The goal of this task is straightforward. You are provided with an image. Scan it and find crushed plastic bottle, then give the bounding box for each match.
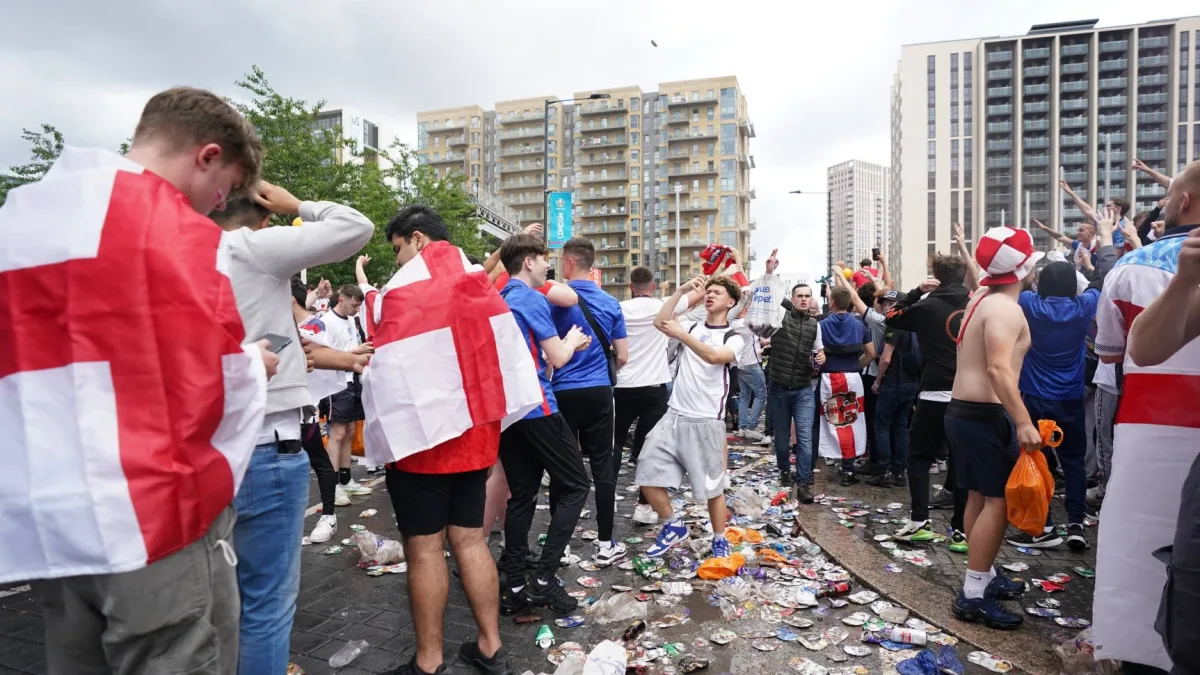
[352,530,404,567]
[585,592,648,624]
[328,639,368,669]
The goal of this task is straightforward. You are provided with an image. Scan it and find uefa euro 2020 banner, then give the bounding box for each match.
[547,191,573,250]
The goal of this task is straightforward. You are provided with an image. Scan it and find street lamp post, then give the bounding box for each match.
[674,183,682,288]
[789,188,831,276]
[541,93,611,246]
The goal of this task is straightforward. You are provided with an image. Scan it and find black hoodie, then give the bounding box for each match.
[884,283,971,393]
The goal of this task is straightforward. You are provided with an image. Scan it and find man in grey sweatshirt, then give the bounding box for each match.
[211,180,374,675]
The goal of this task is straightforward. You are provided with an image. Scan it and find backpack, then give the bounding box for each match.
[897,331,923,381]
[669,323,742,382]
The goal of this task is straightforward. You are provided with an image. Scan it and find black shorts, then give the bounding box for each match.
[385,467,488,536]
[328,379,364,423]
[945,399,1018,498]
[554,386,615,458]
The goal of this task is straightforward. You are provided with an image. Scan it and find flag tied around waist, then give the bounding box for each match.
[0,147,267,584]
[360,241,543,465]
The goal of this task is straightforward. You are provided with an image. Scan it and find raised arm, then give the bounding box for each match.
[832,264,869,316]
[1059,180,1101,224]
[1129,229,1200,367]
[1133,158,1173,189]
[952,222,979,292]
[1033,218,1074,247]
[877,251,893,290]
[355,255,371,286]
[247,182,375,278]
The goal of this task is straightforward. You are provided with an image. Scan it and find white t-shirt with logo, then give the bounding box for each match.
[321,309,363,382]
[670,319,745,420]
[617,296,677,388]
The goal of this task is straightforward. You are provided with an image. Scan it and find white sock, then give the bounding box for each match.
[963,569,989,599]
[989,566,998,579]
[667,513,682,524]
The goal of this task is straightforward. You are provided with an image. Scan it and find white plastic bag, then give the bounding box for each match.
[586,592,648,624]
[352,530,405,566]
[745,274,787,331]
[582,640,628,675]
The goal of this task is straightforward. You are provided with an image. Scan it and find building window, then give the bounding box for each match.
[721,88,736,119]
[964,189,973,243]
[631,219,640,232]
[720,160,736,190]
[927,140,936,189]
[721,196,737,226]
[1180,32,1190,123]
[631,149,639,162]
[950,53,960,138]
[964,52,973,129]
[964,137,973,189]
[707,214,715,228]
[707,107,715,121]
[927,193,937,241]
[631,201,640,214]
[951,139,959,187]
[721,124,737,154]
[471,116,480,128]
[1179,126,1188,172]
[631,114,639,129]
[950,190,959,226]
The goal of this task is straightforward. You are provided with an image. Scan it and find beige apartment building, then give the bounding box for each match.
[890,15,1200,291]
[417,76,755,300]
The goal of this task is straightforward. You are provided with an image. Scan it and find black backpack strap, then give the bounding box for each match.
[576,295,613,355]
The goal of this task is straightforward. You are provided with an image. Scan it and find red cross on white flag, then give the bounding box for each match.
[0,148,267,584]
[360,241,543,464]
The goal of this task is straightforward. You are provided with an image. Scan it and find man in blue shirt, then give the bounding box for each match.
[549,238,630,566]
[818,286,876,486]
[1006,216,1118,553]
[496,234,592,616]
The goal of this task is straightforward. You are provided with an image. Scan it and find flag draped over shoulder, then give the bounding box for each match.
[360,241,542,465]
[0,147,267,584]
[817,372,867,460]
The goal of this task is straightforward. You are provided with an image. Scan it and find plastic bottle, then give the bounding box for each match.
[328,640,369,668]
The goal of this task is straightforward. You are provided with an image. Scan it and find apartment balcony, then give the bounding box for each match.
[1024,155,1051,167]
[579,191,627,201]
[579,222,626,234]
[1061,134,1088,147]
[1137,183,1168,197]
[594,260,629,269]
[666,93,719,107]
[1098,131,1127,144]
[497,126,546,141]
[577,101,628,116]
[497,160,544,174]
[1138,92,1170,105]
[1107,187,1127,198]
[1099,76,1128,89]
[1104,150,1128,163]
[659,238,708,249]
[498,144,545,157]
[988,139,1013,151]
[601,276,627,286]
[987,121,1013,133]
[987,157,1013,169]
[446,135,468,147]
[1023,137,1050,150]
[1063,170,1088,182]
[1023,83,1050,95]
[987,175,1013,187]
[580,136,628,149]
[987,50,1014,63]
[580,120,626,134]
[1098,95,1128,108]
[1060,80,1089,93]
[1062,44,1090,57]
[665,112,691,125]
[500,178,545,190]
[1061,152,1089,165]
[988,104,1014,115]
[580,171,627,183]
[1024,65,1051,78]
[580,207,627,218]
[595,242,630,251]
[987,86,1014,98]
[427,152,466,164]
[1139,54,1170,68]
[1062,62,1090,75]
[679,203,719,212]
[665,129,717,142]
[427,120,466,133]
[498,111,546,124]
[1139,36,1169,49]
[988,192,1013,204]
[1139,130,1168,142]
[1138,74,1169,87]
[1137,148,1168,161]
[1030,208,1051,220]
[1023,47,1050,59]
[749,217,757,231]
[503,195,543,206]
[1024,119,1050,132]
[988,68,1014,80]
[1023,102,1050,115]
[1138,111,1168,124]
[578,154,626,167]
[1061,116,1089,128]
[1100,39,1129,53]
[1099,58,1128,71]
[666,149,692,159]
[668,164,718,177]
[1061,98,1089,111]
[1098,113,1128,126]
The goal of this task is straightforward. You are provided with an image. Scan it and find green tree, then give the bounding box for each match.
[0,124,65,206]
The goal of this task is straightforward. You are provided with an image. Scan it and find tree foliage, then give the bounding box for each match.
[1,66,487,285]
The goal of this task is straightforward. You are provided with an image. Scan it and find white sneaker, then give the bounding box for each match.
[309,515,337,543]
[594,540,628,565]
[741,429,764,442]
[758,435,774,447]
[937,460,948,473]
[343,478,373,496]
[1086,485,1105,502]
[334,485,351,506]
[632,504,659,525]
[559,545,573,565]
[928,462,940,474]
[541,473,551,488]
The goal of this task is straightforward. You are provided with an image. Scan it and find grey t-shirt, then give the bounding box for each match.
[862,308,887,377]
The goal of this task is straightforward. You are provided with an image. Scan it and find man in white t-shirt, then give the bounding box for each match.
[615,267,672,467]
[635,276,744,560]
[321,284,375,505]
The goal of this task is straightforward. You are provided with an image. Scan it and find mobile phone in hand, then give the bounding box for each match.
[872,247,880,262]
[262,333,294,354]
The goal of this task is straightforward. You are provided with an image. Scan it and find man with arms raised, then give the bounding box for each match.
[947,226,1043,630]
[637,275,745,559]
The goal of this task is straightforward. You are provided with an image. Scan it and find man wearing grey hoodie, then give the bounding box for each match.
[211,180,374,675]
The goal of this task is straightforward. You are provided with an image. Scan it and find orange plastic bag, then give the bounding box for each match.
[723,527,763,546]
[755,548,788,565]
[1005,420,1062,536]
[697,553,746,580]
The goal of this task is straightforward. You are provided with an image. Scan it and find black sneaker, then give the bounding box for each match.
[840,472,859,487]
[386,657,448,675]
[499,585,527,616]
[795,484,814,504]
[1066,523,1089,551]
[459,641,514,675]
[929,487,955,509]
[1005,528,1063,549]
[952,593,1023,630]
[857,463,887,477]
[865,471,893,487]
[522,576,578,614]
[891,470,907,487]
[780,472,796,489]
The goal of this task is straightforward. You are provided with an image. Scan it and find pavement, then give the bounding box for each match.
[0,440,1099,675]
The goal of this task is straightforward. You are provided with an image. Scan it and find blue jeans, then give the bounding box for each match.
[769,383,816,484]
[233,443,311,675]
[874,382,918,473]
[738,363,767,431]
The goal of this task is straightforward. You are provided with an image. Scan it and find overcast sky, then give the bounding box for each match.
[3,0,1195,279]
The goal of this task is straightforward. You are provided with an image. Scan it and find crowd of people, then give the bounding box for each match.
[2,85,1199,675]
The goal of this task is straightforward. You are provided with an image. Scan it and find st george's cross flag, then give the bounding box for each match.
[0,147,267,584]
[817,371,867,460]
[359,241,543,465]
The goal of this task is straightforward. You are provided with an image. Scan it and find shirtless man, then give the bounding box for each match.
[946,226,1044,630]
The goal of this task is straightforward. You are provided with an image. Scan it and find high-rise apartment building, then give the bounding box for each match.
[890,16,1200,290]
[313,108,381,165]
[826,160,890,272]
[416,76,755,300]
